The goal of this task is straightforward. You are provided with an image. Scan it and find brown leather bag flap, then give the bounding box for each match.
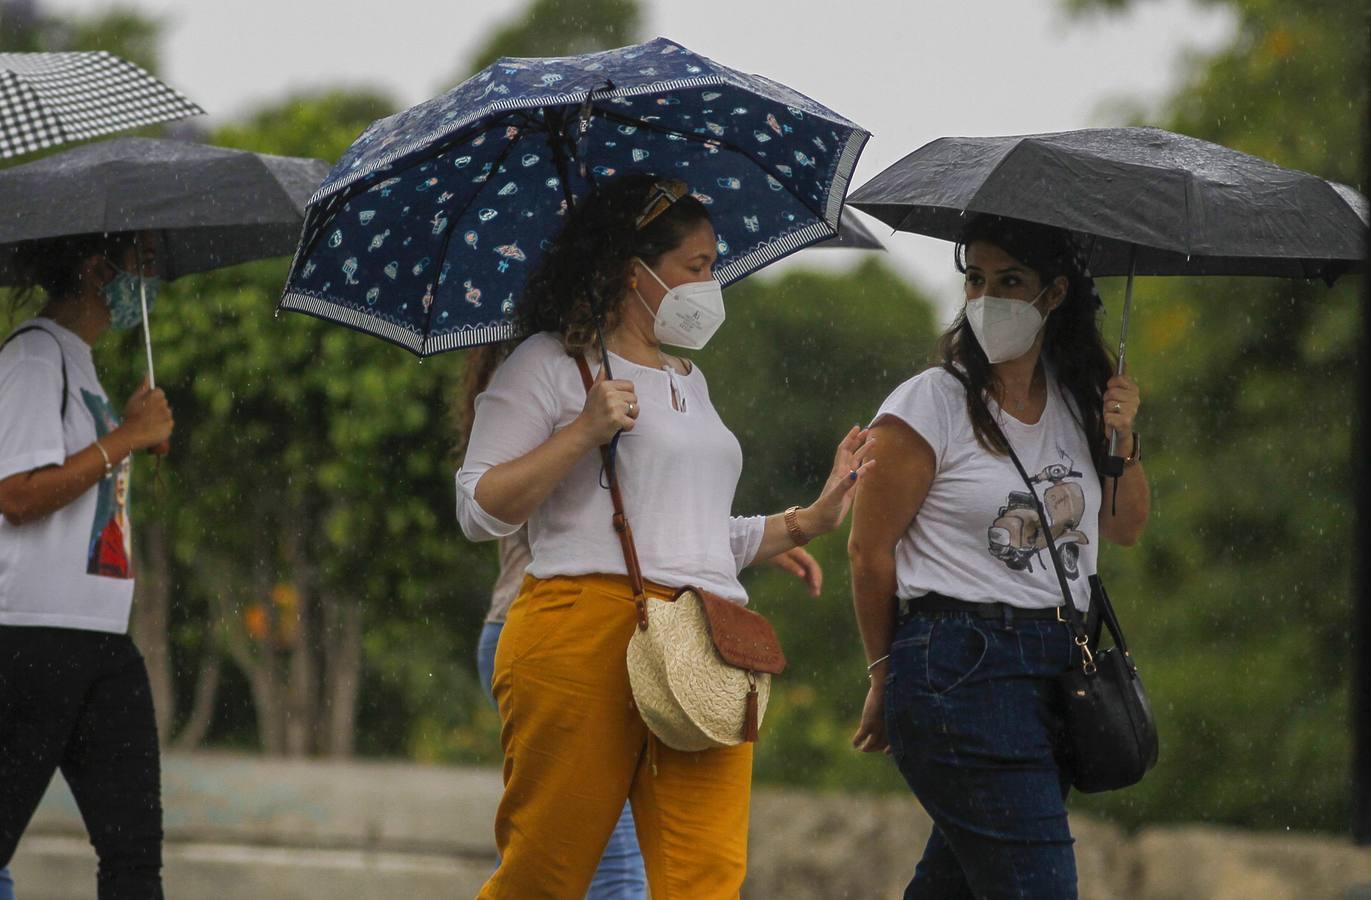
[682,588,787,675]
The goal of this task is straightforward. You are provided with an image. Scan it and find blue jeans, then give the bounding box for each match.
[0,865,13,900]
[883,610,1079,900]
[477,621,646,899]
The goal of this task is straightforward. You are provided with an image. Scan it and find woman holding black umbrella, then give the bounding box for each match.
[848,214,1149,899]
[0,231,174,899]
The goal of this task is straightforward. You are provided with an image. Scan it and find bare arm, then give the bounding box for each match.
[471,368,637,528]
[1098,373,1150,546]
[0,380,172,525]
[848,418,936,754]
[1098,437,1149,546]
[746,426,875,564]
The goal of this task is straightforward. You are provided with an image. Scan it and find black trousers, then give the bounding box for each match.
[0,626,163,899]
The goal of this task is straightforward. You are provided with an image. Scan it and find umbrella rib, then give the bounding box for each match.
[586,105,831,228]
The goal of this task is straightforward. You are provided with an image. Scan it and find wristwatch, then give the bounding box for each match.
[783,505,811,546]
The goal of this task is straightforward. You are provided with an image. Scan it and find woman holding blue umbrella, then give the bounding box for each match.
[457,173,873,898]
[459,342,827,900]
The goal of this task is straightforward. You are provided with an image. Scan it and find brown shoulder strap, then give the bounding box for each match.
[575,355,650,630]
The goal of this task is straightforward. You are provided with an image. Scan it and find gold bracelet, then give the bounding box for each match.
[783,505,810,546]
[93,438,113,479]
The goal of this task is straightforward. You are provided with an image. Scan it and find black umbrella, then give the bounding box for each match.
[0,137,329,281]
[819,210,885,251]
[0,52,204,159]
[849,126,1369,470]
[0,136,328,390]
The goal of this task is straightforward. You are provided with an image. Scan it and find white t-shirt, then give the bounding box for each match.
[0,318,135,634]
[873,365,1101,612]
[456,332,765,604]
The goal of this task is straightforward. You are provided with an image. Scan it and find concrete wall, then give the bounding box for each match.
[9,752,1371,898]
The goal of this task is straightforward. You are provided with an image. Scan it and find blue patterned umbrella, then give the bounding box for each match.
[279,37,869,357]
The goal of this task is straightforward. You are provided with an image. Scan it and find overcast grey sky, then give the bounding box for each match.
[49,0,1236,312]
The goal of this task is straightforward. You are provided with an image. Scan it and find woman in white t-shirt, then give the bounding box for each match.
[0,231,174,898]
[457,174,871,899]
[848,214,1150,899]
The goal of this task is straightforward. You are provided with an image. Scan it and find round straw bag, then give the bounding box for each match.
[627,588,782,752]
[574,355,787,752]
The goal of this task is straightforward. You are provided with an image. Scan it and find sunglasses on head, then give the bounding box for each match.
[635,179,690,231]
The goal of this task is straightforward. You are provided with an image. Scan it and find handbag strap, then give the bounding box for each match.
[970,386,1102,668]
[575,354,650,630]
[2,325,68,420]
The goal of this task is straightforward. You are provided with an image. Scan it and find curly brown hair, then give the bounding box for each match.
[515,172,711,357]
[940,214,1115,473]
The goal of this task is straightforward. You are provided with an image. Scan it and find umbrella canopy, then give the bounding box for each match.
[280,37,869,357]
[849,126,1367,280]
[0,51,204,159]
[0,137,330,282]
[821,210,884,250]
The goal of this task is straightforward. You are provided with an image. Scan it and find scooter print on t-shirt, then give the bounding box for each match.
[986,446,1088,580]
[81,389,133,579]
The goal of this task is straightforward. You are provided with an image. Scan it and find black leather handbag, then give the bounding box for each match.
[995,419,1160,793]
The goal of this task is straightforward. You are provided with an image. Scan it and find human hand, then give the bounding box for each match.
[1103,372,1140,443]
[576,365,638,446]
[851,679,890,754]
[804,426,875,535]
[768,546,822,597]
[118,377,174,452]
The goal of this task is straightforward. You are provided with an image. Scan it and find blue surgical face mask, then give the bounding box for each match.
[102,266,160,331]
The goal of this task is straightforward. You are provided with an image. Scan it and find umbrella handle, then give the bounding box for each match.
[1102,430,1124,478]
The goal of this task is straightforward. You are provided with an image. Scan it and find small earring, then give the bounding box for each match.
[629,278,638,289]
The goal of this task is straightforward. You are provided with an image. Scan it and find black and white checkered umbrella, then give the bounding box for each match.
[0,51,204,159]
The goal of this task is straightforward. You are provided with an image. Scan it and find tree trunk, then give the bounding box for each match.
[282,525,320,757]
[215,545,288,756]
[322,596,363,758]
[171,645,221,751]
[130,522,174,742]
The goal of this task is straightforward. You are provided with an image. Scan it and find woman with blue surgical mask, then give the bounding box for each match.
[0,230,173,899]
[848,214,1150,898]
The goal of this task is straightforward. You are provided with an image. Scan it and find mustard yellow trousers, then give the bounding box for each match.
[477,573,753,900]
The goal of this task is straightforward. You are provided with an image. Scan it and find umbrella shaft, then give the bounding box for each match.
[140,275,155,389]
[1108,252,1138,457]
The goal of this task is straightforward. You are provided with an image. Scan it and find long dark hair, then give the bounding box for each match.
[939,214,1114,472]
[515,172,711,357]
[8,232,140,313]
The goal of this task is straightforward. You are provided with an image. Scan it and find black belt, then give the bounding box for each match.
[896,593,1068,624]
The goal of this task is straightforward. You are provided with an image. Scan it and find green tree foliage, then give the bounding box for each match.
[4,0,1361,835]
[696,258,939,793]
[86,88,510,758]
[1059,0,1366,831]
[0,0,161,67]
[460,0,641,76]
